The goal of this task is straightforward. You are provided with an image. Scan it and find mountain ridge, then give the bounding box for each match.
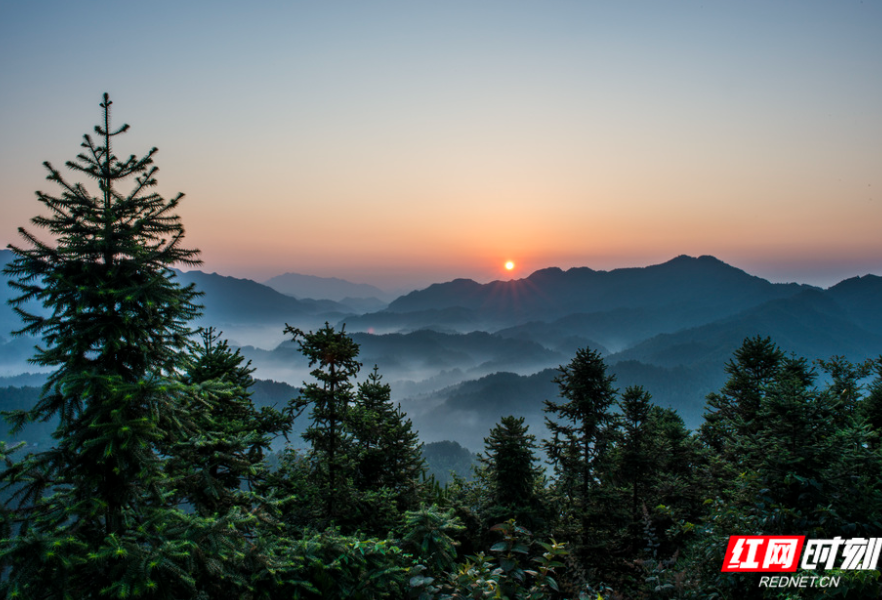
[174,269,348,324]
[387,255,815,317]
[264,271,394,303]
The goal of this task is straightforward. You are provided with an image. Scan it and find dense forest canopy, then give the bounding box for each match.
[1,96,881,599]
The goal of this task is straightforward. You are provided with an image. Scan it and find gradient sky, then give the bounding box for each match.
[2,1,880,290]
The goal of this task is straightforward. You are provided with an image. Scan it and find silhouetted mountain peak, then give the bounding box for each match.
[828,274,882,294]
[389,278,483,313]
[825,274,882,333]
[529,267,565,276]
[669,254,722,264]
[656,254,750,277]
[447,278,482,287]
[387,255,807,318]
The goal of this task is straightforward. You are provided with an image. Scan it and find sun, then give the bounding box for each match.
[504,261,515,271]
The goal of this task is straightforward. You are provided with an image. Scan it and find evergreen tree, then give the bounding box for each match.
[753,357,882,531]
[680,350,882,598]
[641,405,706,521]
[543,347,617,511]
[284,322,361,525]
[479,415,545,531]
[0,94,245,597]
[168,327,290,516]
[817,354,873,429]
[608,397,708,575]
[542,347,618,578]
[615,386,653,521]
[350,366,424,520]
[702,336,812,453]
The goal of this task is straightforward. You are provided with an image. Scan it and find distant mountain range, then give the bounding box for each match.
[3,249,882,450]
[347,256,817,338]
[174,269,349,325]
[0,251,371,357]
[409,360,718,448]
[394,255,810,312]
[264,272,395,305]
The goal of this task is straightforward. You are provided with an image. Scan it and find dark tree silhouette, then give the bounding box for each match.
[285,322,361,524]
[0,94,254,598]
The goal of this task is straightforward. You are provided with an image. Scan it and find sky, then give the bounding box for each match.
[1,1,880,290]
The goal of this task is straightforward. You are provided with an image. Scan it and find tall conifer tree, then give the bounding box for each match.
[616,386,653,521]
[169,327,290,516]
[285,322,361,525]
[0,94,249,598]
[349,366,424,530]
[480,415,544,531]
[543,347,617,507]
[543,346,617,569]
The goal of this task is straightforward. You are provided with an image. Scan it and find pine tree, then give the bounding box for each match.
[350,366,424,519]
[168,327,290,516]
[543,347,617,509]
[542,346,617,574]
[699,336,816,508]
[685,348,882,597]
[479,415,545,531]
[284,322,361,525]
[701,336,811,452]
[0,94,252,598]
[817,354,873,429]
[616,386,653,521]
[641,405,705,520]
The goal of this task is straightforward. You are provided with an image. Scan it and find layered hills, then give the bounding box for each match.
[2,251,881,450]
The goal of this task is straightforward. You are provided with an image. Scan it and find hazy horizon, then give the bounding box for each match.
[181,252,877,294]
[2,2,880,292]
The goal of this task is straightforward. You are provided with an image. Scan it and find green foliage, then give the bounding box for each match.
[0,385,55,447]
[285,322,361,525]
[858,355,882,447]
[543,346,617,510]
[2,90,202,532]
[0,94,263,599]
[479,416,547,533]
[543,346,621,579]
[404,505,466,573]
[701,336,812,457]
[705,342,882,537]
[251,530,410,600]
[408,519,569,600]
[167,327,290,516]
[277,326,426,536]
[653,338,882,599]
[616,386,654,520]
[349,366,425,530]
